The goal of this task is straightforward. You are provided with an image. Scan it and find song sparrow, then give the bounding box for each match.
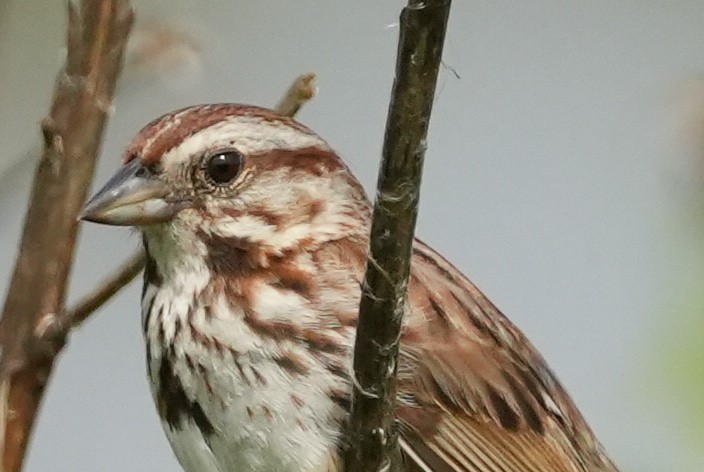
[81,104,619,472]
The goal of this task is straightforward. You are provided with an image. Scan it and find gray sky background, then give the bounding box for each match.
[1,1,703,471]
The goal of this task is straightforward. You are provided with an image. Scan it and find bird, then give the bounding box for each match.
[81,103,620,472]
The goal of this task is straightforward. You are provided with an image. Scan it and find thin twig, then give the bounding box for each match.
[0,2,134,471]
[343,1,452,471]
[275,72,317,117]
[66,250,146,328]
[38,250,146,343]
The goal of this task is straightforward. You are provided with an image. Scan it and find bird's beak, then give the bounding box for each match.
[80,159,180,226]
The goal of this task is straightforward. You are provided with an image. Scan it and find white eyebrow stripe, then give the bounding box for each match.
[161,115,330,172]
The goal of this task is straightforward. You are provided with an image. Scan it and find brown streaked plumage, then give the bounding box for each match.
[82,104,619,472]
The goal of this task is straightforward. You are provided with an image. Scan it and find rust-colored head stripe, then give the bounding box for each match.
[123,104,316,166]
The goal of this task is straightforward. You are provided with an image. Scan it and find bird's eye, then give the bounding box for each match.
[205,150,243,185]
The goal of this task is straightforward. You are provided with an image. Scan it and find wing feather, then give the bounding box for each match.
[396,240,618,472]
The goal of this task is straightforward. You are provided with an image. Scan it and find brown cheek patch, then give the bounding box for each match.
[199,232,260,275]
[246,207,286,228]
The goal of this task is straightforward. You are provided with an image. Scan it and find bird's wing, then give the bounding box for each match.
[395,240,618,472]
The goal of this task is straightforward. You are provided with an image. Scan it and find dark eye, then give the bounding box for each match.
[205,150,243,185]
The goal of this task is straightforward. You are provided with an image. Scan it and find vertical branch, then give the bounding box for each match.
[344,1,452,471]
[0,2,133,471]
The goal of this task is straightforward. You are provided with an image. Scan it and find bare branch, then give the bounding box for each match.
[275,73,317,117]
[343,1,452,471]
[38,250,146,343]
[0,1,134,470]
[65,250,145,329]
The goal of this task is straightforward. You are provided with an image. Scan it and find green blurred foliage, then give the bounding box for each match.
[658,292,704,443]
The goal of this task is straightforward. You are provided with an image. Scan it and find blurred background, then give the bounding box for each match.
[1,1,703,471]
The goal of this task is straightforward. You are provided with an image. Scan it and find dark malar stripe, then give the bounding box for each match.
[143,240,163,288]
[142,291,156,335]
[156,352,215,437]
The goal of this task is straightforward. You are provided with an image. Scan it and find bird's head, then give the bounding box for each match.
[82,104,370,277]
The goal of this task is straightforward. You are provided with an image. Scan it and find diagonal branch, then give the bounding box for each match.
[275,72,317,117]
[343,1,452,471]
[0,2,134,471]
[37,249,147,343]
